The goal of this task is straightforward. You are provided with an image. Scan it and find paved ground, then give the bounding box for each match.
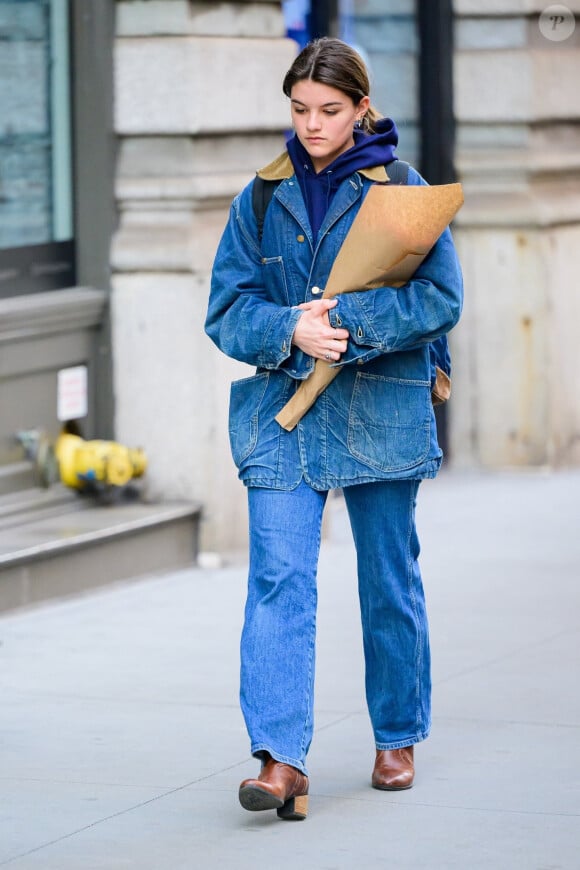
[1,469,579,869]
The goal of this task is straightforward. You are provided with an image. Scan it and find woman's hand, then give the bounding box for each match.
[292,298,349,362]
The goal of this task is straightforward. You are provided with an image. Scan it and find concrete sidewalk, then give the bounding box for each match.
[1,470,579,869]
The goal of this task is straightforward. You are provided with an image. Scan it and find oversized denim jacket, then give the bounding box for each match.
[205,153,464,490]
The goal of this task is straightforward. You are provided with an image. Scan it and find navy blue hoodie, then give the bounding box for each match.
[286,117,399,242]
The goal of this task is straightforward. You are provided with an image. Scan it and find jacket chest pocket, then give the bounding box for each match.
[347,373,432,473]
[260,256,290,306]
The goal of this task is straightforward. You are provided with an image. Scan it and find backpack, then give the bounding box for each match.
[251,160,451,404]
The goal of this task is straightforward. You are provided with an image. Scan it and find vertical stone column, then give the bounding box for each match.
[111,1,296,551]
[450,2,580,468]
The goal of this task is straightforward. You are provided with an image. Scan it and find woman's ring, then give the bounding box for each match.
[324,352,332,361]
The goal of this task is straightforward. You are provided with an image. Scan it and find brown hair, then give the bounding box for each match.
[282,37,382,134]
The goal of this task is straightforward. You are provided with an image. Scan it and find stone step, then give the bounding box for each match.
[0,487,202,613]
[0,484,79,527]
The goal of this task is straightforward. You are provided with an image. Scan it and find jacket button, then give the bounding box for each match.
[357,359,364,365]
[297,234,305,242]
[311,286,322,295]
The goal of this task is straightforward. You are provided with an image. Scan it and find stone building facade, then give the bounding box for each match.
[112,1,580,554]
[451,0,580,469]
[111,1,295,552]
[2,1,579,565]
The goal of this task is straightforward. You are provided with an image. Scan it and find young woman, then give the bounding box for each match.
[205,37,463,821]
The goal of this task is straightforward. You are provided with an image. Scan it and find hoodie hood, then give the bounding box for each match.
[286,117,399,242]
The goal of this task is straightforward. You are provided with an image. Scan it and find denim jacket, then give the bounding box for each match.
[206,154,463,490]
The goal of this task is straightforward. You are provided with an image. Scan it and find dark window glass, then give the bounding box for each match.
[339,0,419,165]
[0,0,75,296]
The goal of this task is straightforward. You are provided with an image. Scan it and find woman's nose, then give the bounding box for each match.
[306,113,321,130]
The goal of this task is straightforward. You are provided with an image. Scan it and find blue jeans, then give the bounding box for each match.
[241,479,431,776]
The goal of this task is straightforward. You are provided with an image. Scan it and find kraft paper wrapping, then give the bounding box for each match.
[275,182,464,431]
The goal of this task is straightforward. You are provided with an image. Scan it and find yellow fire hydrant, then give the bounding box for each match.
[17,428,147,493]
[54,432,147,490]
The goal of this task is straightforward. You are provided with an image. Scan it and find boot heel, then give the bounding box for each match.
[277,794,308,821]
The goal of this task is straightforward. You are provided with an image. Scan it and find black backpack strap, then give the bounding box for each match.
[252,176,280,243]
[386,159,409,185]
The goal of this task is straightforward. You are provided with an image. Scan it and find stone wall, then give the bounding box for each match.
[451,0,580,467]
[111,1,296,552]
[110,0,580,559]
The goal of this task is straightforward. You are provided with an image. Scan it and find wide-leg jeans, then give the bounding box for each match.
[240,478,431,776]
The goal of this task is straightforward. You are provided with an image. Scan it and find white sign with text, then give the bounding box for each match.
[57,365,88,421]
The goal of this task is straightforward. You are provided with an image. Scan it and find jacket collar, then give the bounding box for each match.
[257,151,390,183]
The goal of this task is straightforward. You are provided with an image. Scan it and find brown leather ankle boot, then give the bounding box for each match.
[372,745,415,791]
[239,754,309,820]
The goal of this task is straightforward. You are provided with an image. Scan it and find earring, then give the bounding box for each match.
[355,118,362,128]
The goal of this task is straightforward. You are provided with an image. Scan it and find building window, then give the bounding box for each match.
[0,0,75,297]
[339,0,420,166]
